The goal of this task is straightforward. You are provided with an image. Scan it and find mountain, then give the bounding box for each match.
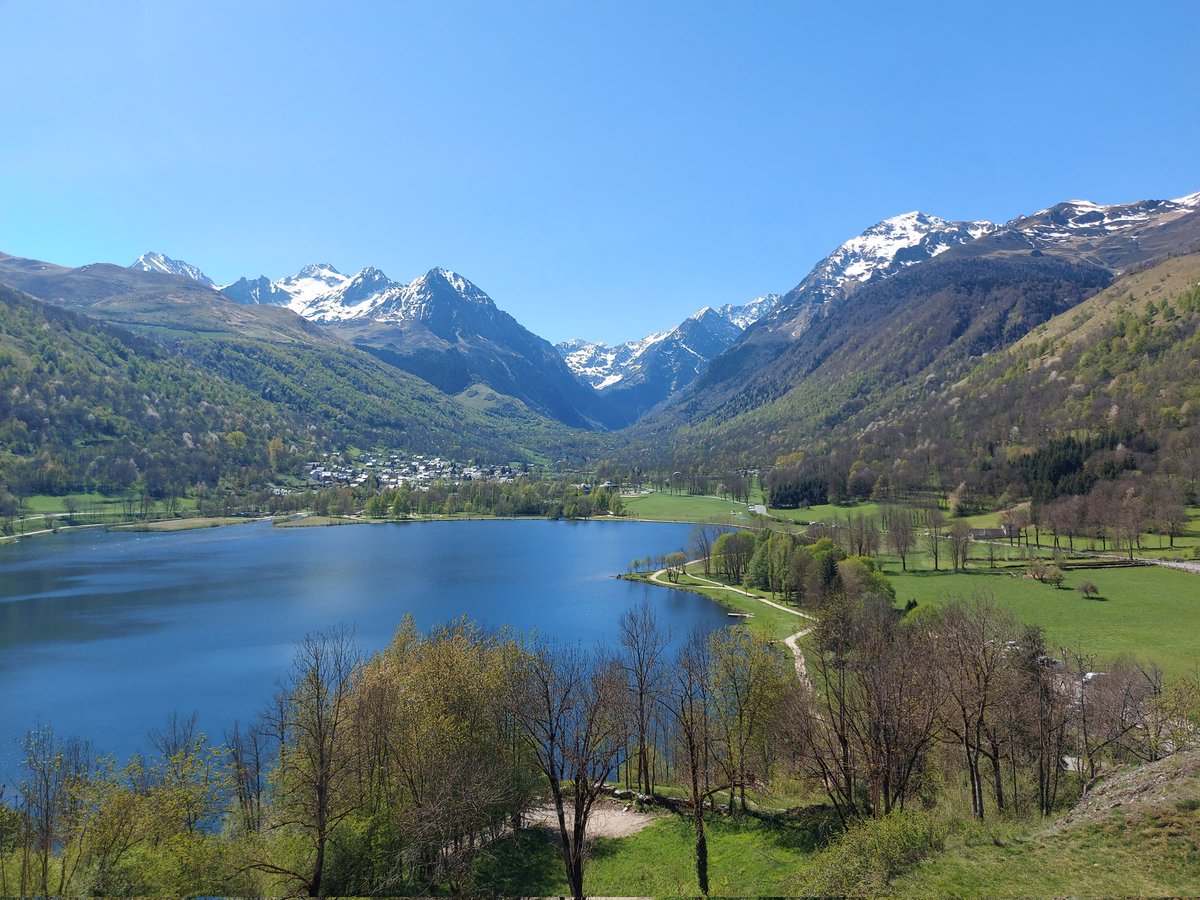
[221,275,292,306]
[0,251,599,468]
[717,294,782,329]
[130,251,215,288]
[952,192,1200,268]
[655,211,1002,426]
[276,263,350,311]
[781,211,996,307]
[631,189,1200,471]
[0,252,323,342]
[216,261,619,430]
[557,295,780,424]
[323,268,622,430]
[763,250,1200,509]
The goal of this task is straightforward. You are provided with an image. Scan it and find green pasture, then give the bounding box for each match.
[621,491,752,523]
[889,565,1200,679]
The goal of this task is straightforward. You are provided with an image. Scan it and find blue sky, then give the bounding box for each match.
[2,0,1197,344]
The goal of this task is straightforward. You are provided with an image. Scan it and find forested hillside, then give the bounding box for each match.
[0,282,599,507]
[632,253,1112,470]
[761,253,1200,511]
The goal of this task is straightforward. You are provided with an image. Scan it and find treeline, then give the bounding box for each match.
[3,587,1197,897]
[360,478,626,519]
[0,613,794,898]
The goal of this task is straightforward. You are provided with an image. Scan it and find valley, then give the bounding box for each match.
[3,185,1200,898]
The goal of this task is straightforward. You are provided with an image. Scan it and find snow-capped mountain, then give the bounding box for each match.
[220,262,621,429]
[221,275,292,306]
[558,332,670,390]
[556,294,780,423]
[772,211,996,321]
[717,294,782,330]
[559,295,779,390]
[651,188,1200,434]
[979,194,1200,268]
[129,251,215,288]
[274,263,350,311]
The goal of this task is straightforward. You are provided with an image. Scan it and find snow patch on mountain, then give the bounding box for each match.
[249,264,502,325]
[716,294,781,329]
[129,251,215,287]
[1009,195,1200,246]
[792,211,997,305]
[275,263,350,312]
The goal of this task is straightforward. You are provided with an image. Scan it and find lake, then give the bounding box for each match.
[0,519,725,776]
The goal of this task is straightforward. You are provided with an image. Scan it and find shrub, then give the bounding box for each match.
[797,809,946,896]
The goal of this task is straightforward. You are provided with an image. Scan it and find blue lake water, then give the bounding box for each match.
[0,519,723,777]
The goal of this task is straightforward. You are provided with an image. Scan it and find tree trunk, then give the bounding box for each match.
[693,805,709,896]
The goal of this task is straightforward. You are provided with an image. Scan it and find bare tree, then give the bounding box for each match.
[689,524,729,577]
[665,628,716,896]
[227,720,268,836]
[925,505,946,571]
[619,599,671,794]
[930,597,1019,820]
[885,505,915,572]
[261,626,362,897]
[511,644,625,900]
[949,520,972,571]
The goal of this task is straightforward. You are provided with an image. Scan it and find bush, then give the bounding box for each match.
[797,809,946,896]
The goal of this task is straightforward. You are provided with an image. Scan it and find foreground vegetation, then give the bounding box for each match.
[3,532,1197,897]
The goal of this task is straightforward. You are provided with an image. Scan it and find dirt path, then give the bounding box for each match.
[650,566,816,689]
[527,799,662,840]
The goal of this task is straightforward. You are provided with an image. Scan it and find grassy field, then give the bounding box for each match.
[621,490,754,523]
[888,565,1200,678]
[476,810,830,897]
[767,499,1006,529]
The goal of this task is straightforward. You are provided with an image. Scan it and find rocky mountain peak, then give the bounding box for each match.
[129,251,215,288]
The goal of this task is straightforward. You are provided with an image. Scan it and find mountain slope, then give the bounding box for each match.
[327,268,621,430]
[672,211,1001,418]
[221,275,293,306]
[0,252,599,467]
[739,251,1200,508]
[633,191,1200,468]
[218,260,619,431]
[0,280,311,495]
[635,253,1113,471]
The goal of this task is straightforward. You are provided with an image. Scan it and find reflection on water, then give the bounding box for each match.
[0,520,724,775]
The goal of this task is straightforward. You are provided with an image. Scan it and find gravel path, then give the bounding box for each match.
[650,566,816,689]
[527,800,662,840]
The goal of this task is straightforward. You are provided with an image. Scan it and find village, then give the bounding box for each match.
[304,451,520,490]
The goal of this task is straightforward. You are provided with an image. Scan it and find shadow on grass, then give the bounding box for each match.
[472,828,564,896]
[746,803,844,852]
[892,568,1022,578]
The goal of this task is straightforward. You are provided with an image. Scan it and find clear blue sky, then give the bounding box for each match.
[2,0,1197,344]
